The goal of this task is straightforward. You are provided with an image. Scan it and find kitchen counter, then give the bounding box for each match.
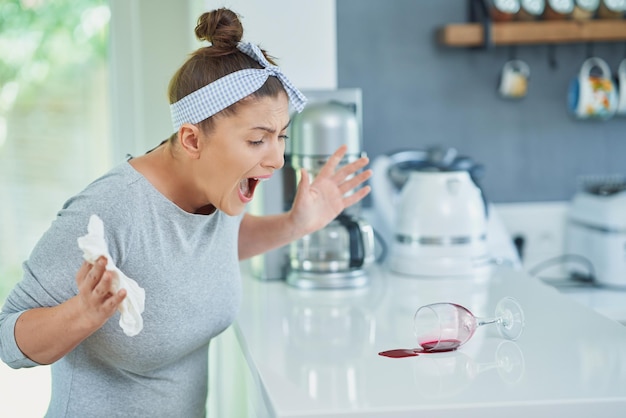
[545,280,626,325]
[558,285,626,324]
[210,264,626,418]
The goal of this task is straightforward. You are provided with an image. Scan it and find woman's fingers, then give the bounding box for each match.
[317,145,348,178]
[75,261,92,287]
[342,184,371,208]
[76,257,106,292]
[77,258,123,304]
[86,257,107,292]
[93,272,111,298]
[299,168,311,191]
[109,289,127,310]
[332,156,370,182]
[338,169,372,195]
[73,257,127,330]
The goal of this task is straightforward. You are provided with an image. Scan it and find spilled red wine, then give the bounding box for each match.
[420,339,462,352]
[378,339,462,358]
[377,349,421,358]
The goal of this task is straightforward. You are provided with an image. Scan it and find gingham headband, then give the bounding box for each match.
[170,42,307,132]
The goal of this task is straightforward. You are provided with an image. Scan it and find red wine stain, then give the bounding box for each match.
[420,339,462,352]
[378,349,421,358]
[378,339,462,358]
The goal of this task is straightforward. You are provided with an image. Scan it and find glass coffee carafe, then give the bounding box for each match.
[288,214,375,289]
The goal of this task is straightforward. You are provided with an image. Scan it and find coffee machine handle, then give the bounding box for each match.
[336,214,365,268]
[370,154,396,232]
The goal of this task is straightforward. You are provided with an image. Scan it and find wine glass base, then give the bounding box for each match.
[495,340,526,384]
[495,297,525,340]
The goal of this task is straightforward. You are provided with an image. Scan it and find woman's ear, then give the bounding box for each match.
[178,124,202,159]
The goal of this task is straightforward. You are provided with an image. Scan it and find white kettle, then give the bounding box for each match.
[371,149,491,277]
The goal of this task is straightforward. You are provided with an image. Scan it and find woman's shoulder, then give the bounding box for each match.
[62,161,147,210]
[83,161,146,196]
[49,163,146,239]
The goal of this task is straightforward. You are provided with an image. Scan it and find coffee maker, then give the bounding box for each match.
[248,89,375,289]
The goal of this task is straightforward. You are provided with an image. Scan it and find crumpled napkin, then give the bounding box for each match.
[77,214,145,337]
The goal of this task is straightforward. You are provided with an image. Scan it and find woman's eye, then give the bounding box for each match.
[249,140,264,146]
[279,135,289,141]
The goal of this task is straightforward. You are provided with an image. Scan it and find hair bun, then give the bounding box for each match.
[195,8,243,51]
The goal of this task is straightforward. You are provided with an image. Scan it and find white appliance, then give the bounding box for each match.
[566,179,626,289]
[371,148,519,277]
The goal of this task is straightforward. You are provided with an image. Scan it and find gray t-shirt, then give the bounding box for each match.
[0,161,243,417]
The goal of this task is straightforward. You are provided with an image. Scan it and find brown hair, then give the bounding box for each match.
[166,8,285,139]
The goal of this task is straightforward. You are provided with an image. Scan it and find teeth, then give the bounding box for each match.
[239,178,250,196]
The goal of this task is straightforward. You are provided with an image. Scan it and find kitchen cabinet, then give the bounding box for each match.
[208,264,626,417]
[439,19,626,47]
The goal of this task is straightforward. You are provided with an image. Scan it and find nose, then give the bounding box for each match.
[265,139,285,170]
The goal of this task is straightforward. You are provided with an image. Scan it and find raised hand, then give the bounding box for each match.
[289,145,372,236]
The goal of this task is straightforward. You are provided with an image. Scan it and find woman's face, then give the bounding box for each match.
[196,93,290,216]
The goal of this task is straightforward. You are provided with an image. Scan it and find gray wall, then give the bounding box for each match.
[337,0,626,203]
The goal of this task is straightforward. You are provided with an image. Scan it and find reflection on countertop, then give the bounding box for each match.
[217,263,626,418]
[411,340,525,399]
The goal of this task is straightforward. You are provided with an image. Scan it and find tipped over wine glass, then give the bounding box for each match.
[413,297,525,352]
[379,297,525,358]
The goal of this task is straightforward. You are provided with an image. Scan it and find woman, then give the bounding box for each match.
[0,8,371,417]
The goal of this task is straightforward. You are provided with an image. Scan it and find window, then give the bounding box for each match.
[0,0,110,301]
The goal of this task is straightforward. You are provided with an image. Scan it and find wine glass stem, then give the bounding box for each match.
[477,317,500,327]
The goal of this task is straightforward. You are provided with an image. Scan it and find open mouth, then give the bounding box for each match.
[239,177,261,200]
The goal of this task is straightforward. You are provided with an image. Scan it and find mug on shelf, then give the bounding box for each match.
[489,0,522,21]
[616,59,626,115]
[518,0,546,19]
[543,0,575,19]
[568,57,618,120]
[597,0,626,18]
[572,0,600,19]
[498,60,530,99]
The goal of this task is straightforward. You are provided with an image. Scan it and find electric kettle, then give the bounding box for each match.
[371,147,491,277]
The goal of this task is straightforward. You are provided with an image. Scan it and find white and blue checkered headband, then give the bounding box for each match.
[170,41,307,132]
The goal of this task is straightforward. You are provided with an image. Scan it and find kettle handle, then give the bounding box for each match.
[370,154,396,231]
[336,214,365,268]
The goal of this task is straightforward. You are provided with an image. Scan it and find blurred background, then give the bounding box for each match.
[0,0,110,298]
[2,0,626,415]
[5,0,626,302]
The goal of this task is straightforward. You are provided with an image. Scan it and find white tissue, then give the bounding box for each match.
[77,214,145,337]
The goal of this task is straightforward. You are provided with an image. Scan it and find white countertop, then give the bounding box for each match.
[227,264,626,418]
[571,290,626,324]
[549,283,626,325]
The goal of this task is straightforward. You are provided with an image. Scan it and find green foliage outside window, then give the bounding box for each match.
[0,0,109,106]
[0,0,110,302]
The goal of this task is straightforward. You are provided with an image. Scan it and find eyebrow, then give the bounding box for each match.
[251,120,291,134]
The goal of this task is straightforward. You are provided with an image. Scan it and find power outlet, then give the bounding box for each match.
[494,201,569,276]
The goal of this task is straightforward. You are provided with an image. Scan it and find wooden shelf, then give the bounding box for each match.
[438,20,626,47]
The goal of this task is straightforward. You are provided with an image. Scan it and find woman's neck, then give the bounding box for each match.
[129,142,215,215]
